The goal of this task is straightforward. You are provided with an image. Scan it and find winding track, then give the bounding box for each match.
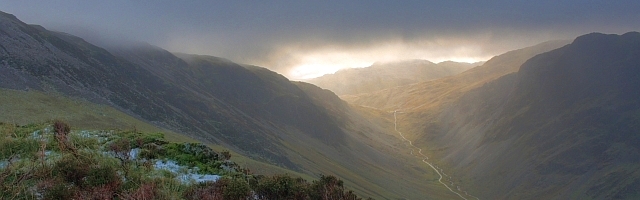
[393,110,479,200]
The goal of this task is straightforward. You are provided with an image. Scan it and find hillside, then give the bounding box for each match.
[306,60,479,95]
[385,32,640,199]
[0,11,459,199]
[446,32,640,199]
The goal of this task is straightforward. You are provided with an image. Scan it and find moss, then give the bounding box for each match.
[160,143,223,174]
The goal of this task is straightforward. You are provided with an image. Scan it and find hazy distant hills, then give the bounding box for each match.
[305,59,480,95]
[343,40,569,111]
[0,11,462,199]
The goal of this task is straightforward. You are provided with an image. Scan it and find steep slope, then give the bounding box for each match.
[306,59,479,95]
[0,11,462,199]
[412,32,640,199]
[1,10,308,167]
[0,87,318,182]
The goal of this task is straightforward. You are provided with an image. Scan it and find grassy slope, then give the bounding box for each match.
[0,88,312,180]
[0,89,170,135]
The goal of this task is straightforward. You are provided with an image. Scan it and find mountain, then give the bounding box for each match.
[305,59,479,95]
[444,32,640,199]
[335,39,569,199]
[0,11,463,199]
[343,40,569,112]
[365,32,640,199]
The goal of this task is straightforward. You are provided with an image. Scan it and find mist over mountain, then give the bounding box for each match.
[306,59,480,95]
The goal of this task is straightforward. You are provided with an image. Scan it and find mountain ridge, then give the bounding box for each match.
[306,59,480,95]
[342,39,570,112]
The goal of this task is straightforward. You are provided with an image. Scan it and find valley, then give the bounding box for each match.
[0,11,460,199]
[342,32,640,199]
[394,110,478,200]
[1,6,640,200]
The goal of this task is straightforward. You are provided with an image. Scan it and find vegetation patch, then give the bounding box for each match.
[0,121,372,199]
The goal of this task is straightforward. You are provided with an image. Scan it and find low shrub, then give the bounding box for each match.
[52,155,90,186]
[224,177,251,200]
[0,121,372,200]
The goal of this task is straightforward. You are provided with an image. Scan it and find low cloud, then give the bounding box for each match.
[3,1,639,80]
[163,29,566,79]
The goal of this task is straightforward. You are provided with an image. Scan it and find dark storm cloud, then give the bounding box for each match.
[1,1,639,78]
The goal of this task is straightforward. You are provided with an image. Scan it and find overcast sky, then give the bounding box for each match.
[1,1,639,79]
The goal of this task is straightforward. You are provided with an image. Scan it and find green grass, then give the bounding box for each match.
[0,122,228,199]
[0,88,321,178]
[0,88,193,143]
[0,122,372,199]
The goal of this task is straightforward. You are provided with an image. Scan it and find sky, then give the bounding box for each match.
[1,1,639,80]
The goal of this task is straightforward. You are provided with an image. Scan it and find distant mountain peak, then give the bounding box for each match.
[370,59,435,66]
[573,31,640,43]
[306,59,476,95]
[0,11,19,21]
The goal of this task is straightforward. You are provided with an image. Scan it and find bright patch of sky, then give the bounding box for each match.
[1,1,638,79]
